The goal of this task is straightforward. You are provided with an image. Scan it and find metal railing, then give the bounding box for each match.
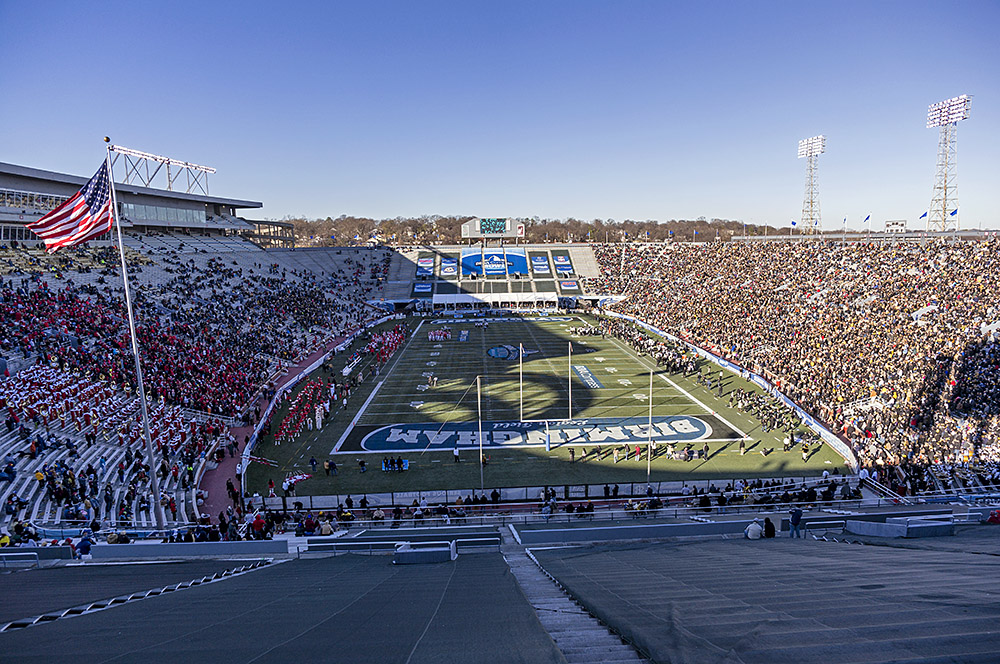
[297,535,501,558]
[0,551,40,568]
[803,520,846,539]
[293,497,881,533]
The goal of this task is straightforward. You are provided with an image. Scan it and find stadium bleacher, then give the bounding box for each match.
[587,239,1000,483]
[533,534,1000,663]
[0,234,393,531]
[3,232,1000,664]
[0,554,567,664]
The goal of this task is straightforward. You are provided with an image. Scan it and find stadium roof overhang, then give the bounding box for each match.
[0,161,262,210]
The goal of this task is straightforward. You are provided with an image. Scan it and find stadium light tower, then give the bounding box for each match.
[925,95,971,232]
[798,135,826,233]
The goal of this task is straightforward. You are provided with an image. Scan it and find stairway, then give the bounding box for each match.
[567,245,602,279]
[502,540,648,664]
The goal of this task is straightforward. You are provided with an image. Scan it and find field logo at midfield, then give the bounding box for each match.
[360,416,713,452]
[487,345,538,361]
[572,365,604,389]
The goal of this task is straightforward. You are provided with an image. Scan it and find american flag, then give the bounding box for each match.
[27,161,114,253]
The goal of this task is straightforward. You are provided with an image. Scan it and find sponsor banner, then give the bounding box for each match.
[530,253,551,274]
[440,257,458,276]
[560,281,579,290]
[573,365,604,389]
[505,249,528,274]
[413,283,433,295]
[482,249,508,276]
[602,310,858,470]
[460,248,482,275]
[551,252,574,272]
[360,415,713,452]
[416,256,434,277]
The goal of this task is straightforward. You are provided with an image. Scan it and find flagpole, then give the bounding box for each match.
[477,375,484,491]
[647,369,653,486]
[106,140,167,530]
[567,341,572,420]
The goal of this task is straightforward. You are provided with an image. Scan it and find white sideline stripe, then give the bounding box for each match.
[339,320,424,446]
[332,381,385,453]
[663,376,750,440]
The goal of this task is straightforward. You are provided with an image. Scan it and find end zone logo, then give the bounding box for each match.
[358,415,715,451]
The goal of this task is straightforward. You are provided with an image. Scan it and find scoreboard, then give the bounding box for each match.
[461,218,525,239]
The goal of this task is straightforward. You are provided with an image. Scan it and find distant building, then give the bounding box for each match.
[885,220,907,233]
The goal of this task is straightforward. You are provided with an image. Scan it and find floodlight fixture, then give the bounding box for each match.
[107,144,216,195]
[798,135,825,232]
[927,95,971,128]
[797,135,826,159]
[925,95,971,232]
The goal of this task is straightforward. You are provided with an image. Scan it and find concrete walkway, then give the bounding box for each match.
[199,334,350,521]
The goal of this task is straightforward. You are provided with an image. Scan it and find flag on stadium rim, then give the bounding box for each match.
[27,161,113,253]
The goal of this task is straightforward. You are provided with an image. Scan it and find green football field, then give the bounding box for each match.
[246,314,848,496]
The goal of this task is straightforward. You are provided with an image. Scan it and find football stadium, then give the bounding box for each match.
[3,5,1000,663]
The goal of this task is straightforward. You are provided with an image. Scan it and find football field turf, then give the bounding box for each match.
[246,314,847,496]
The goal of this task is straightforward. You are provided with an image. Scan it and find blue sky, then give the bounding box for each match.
[1,1,998,229]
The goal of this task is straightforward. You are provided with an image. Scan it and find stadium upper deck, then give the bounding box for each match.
[0,161,285,245]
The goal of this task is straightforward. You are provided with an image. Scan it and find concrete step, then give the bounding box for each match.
[502,542,647,664]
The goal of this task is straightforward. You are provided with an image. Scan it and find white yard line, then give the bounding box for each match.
[606,336,751,440]
[520,318,571,407]
[663,375,750,439]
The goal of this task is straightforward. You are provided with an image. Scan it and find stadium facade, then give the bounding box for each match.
[0,161,292,248]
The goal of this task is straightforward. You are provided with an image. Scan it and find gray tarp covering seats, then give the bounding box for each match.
[533,536,1000,664]
[0,554,566,664]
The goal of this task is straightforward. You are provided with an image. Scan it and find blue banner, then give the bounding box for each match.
[530,253,551,274]
[461,248,482,275]
[440,257,458,276]
[505,249,528,274]
[416,256,434,277]
[482,249,508,275]
[551,253,573,273]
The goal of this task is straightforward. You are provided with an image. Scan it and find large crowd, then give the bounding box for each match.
[0,238,392,534]
[589,239,1000,487]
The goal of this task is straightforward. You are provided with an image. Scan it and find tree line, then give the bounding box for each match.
[283,215,784,246]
